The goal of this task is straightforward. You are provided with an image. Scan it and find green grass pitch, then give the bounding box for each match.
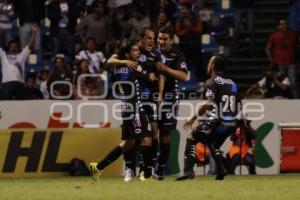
[1,175,300,200]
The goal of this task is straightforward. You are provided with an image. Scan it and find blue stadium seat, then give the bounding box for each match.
[26,53,44,73]
[209,15,227,37]
[214,0,235,18]
[201,34,219,54]
[179,70,200,94]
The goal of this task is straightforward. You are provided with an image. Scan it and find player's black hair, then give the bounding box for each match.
[158,27,174,39]
[118,39,139,60]
[213,55,227,72]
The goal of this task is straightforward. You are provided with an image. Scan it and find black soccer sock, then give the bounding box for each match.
[158,142,170,166]
[124,146,136,171]
[139,153,144,174]
[152,138,159,167]
[183,138,196,174]
[208,144,226,174]
[140,145,152,178]
[97,145,123,170]
[157,142,170,176]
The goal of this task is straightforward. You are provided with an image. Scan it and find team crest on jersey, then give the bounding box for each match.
[215,77,224,85]
[139,54,147,63]
[180,62,187,70]
[166,113,173,119]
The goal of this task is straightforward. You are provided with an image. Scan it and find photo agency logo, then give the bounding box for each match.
[49,79,265,125]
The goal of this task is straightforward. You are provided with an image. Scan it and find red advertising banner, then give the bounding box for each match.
[280,127,300,172]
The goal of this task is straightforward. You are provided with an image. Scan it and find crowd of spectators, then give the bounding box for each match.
[0,0,299,100]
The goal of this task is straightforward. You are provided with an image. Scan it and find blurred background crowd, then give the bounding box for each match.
[0,0,299,100]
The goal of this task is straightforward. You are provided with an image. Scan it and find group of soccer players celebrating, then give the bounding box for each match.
[89,27,241,182]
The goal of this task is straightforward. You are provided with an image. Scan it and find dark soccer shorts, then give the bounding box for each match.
[121,110,152,140]
[142,99,158,122]
[191,122,237,148]
[158,101,179,132]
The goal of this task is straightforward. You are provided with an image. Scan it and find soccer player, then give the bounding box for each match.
[106,28,163,181]
[89,40,153,181]
[175,141,216,181]
[180,55,241,180]
[155,27,188,180]
[134,28,164,179]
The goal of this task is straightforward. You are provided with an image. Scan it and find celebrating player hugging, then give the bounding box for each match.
[89,28,239,182]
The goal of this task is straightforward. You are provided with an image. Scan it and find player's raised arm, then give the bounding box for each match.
[156,62,187,81]
[158,74,165,105]
[107,54,138,70]
[183,100,214,130]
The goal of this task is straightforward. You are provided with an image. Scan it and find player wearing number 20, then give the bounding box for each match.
[182,55,242,180]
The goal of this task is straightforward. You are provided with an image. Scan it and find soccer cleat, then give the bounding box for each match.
[124,168,133,182]
[141,175,156,182]
[175,172,195,181]
[215,165,227,181]
[89,162,102,181]
[155,165,165,181]
[155,175,164,181]
[138,171,145,181]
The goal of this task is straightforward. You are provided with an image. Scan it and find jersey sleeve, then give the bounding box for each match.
[176,50,188,74]
[154,49,162,63]
[134,64,151,82]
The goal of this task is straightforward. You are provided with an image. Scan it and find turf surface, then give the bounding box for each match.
[1,175,300,200]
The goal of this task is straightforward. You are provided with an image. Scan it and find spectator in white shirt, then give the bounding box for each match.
[75,37,107,74]
[0,26,38,100]
[246,65,293,99]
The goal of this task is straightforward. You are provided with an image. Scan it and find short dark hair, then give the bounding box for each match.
[181,2,192,10]
[7,39,19,50]
[79,58,89,65]
[265,64,279,72]
[271,64,279,72]
[213,55,227,72]
[140,27,154,38]
[86,37,96,44]
[158,27,174,39]
[118,39,139,59]
[54,55,65,63]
